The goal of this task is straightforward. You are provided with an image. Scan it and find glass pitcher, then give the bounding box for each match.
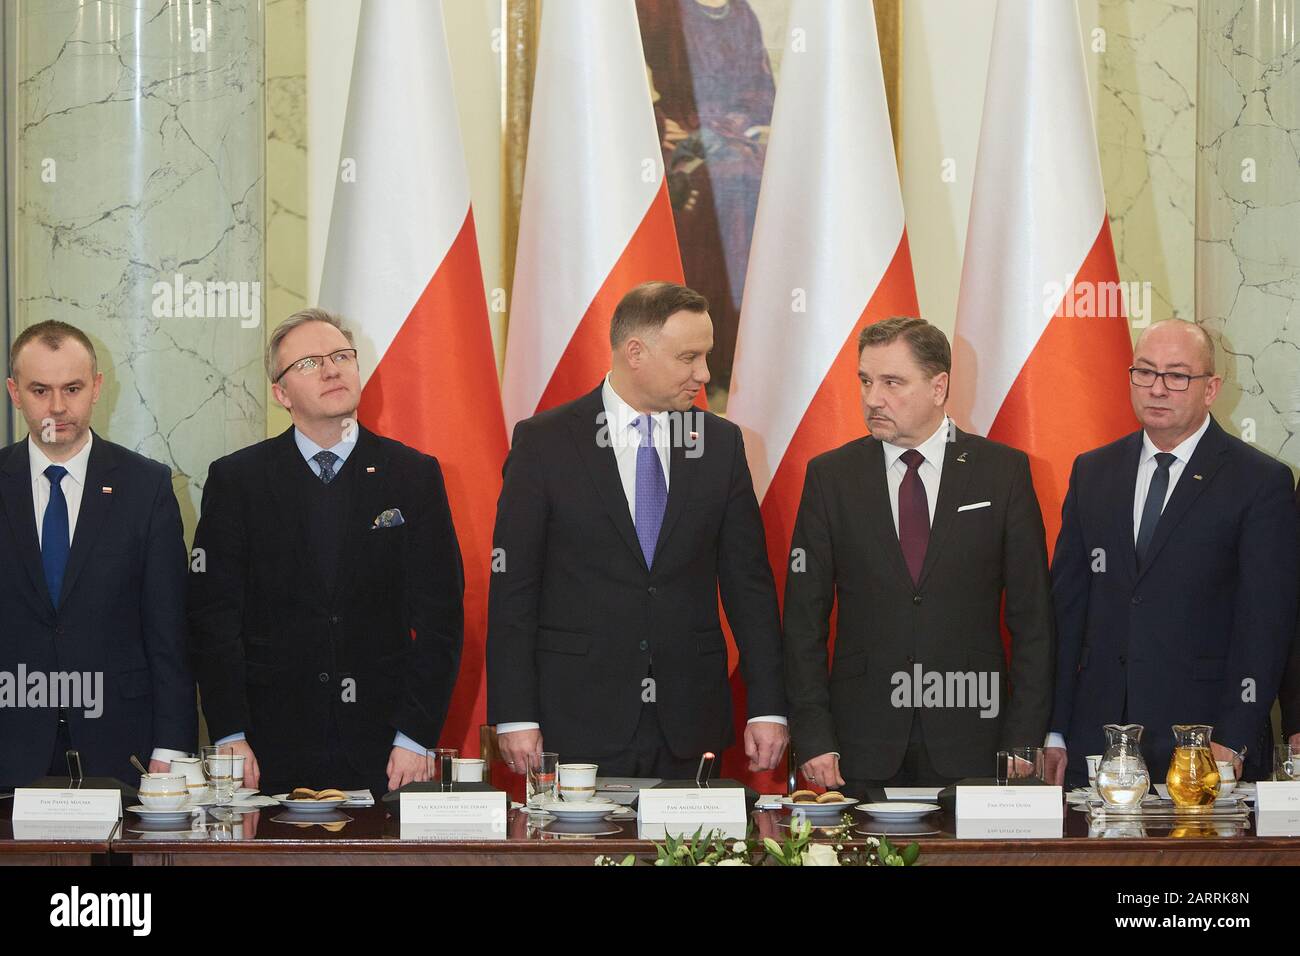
[1096,724,1150,809]
[1166,724,1220,808]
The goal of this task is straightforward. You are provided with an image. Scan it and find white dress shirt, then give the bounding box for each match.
[216,427,425,757]
[1046,415,1211,751]
[498,375,785,737]
[880,416,951,534]
[30,432,187,765]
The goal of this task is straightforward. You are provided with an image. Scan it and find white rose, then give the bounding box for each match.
[802,843,842,867]
[715,859,751,866]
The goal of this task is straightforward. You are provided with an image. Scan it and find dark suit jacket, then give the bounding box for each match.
[486,384,785,759]
[1277,482,1300,740]
[188,426,464,792]
[1050,417,1299,783]
[0,432,195,787]
[783,426,1055,781]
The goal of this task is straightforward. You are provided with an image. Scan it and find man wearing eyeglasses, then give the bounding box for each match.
[188,308,464,798]
[1045,319,1298,787]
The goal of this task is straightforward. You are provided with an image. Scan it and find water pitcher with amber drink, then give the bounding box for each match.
[1166,724,1220,808]
[1097,724,1150,809]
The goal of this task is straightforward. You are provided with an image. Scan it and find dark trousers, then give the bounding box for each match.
[563,702,712,781]
[261,710,389,798]
[844,715,960,795]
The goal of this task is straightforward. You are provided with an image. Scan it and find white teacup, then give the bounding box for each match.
[452,758,485,783]
[1085,755,1102,789]
[138,773,190,810]
[557,763,598,802]
[170,756,209,797]
[1216,760,1237,797]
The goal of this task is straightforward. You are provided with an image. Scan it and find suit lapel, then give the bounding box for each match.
[0,439,51,614]
[1118,432,1143,581]
[570,388,648,571]
[651,411,696,562]
[857,437,914,589]
[916,424,974,590]
[333,427,390,599]
[58,432,120,605]
[1135,417,1229,584]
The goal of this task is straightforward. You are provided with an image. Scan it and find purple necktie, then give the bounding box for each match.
[898,448,929,585]
[634,415,667,567]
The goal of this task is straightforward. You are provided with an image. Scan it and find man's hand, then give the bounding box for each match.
[498,728,543,774]
[386,747,428,791]
[744,721,789,772]
[226,740,260,791]
[1044,747,1068,786]
[147,758,171,774]
[800,753,844,790]
[1209,742,1243,778]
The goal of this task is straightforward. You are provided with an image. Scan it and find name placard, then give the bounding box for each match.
[637,787,747,840]
[956,785,1063,823]
[1254,781,1300,813]
[399,791,507,831]
[12,788,121,823]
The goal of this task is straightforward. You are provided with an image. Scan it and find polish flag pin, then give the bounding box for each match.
[101,486,113,494]
[689,431,699,442]
[365,466,376,474]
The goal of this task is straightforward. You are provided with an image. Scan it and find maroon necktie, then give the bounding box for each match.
[898,449,929,585]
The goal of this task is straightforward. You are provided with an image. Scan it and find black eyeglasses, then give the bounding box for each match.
[1129,367,1212,391]
[274,348,358,383]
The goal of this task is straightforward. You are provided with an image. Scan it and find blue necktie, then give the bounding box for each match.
[313,450,340,484]
[1136,452,1175,566]
[634,415,667,567]
[42,464,70,607]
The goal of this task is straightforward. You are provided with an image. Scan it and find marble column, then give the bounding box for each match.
[13,0,267,535]
[1196,0,1300,467]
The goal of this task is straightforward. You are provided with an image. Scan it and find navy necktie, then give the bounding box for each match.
[1136,452,1176,566]
[634,415,667,567]
[313,450,340,484]
[42,464,70,607]
[898,449,929,586]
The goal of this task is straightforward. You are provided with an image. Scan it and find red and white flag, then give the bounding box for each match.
[318,0,508,759]
[501,0,689,431]
[949,0,1134,554]
[727,0,919,788]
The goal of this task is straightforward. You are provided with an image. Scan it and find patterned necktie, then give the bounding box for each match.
[1136,452,1176,566]
[42,464,70,607]
[897,449,929,586]
[634,415,667,567]
[313,450,340,484]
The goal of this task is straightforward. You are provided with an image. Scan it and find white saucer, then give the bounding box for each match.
[781,796,857,813]
[271,793,349,812]
[857,802,941,821]
[538,798,616,819]
[128,804,199,823]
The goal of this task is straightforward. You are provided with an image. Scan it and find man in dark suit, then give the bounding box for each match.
[1,321,195,787]
[1271,483,1299,764]
[784,317,1055,793]
[488,281,787,778]
[188,309,464,797]
[1045,320,1298,787]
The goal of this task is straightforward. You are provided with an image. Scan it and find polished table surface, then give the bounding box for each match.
[104,798,1300,866]
[0,799,116,865]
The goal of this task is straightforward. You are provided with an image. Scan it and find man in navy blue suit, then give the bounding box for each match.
[1045,320,1298,787]
[0,321,195,787]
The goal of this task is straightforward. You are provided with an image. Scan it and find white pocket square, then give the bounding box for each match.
[957,501,991,512]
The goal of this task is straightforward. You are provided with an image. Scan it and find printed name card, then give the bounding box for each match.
[12,788,121,823]
[1254,781,1300,813]
[400,790,507,829]
[955,785,1063,839]
[637,787,747,840]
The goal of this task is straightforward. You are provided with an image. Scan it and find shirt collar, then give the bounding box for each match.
[294,426,357,466]
[28,430,94,487]
[1141,414,1210,467]
[882,415,951,470]
[602,374,670,443]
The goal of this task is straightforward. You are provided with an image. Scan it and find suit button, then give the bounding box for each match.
[912,595,922,606]
[1118,656,1126,666]
[639,640,648,651]
[1131,596,1141,606]
[54,625,65,635]
[319,672,330,683]
[647,587,658,597]
[906,655,915,665]
[329,615,341,624]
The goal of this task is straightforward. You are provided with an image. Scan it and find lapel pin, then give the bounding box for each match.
[365,466,376,474]
[956,452,968,463]
[689,431,699,442]
[1193,474,1202,480]
[101,486,112,494]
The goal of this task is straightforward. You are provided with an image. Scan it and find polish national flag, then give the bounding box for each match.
[949,0,1135,554]
[318,0,507,759]
[501,0,692,431]
[726,0,919,789]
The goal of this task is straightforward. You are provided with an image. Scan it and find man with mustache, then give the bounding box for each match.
[189,308,464,797]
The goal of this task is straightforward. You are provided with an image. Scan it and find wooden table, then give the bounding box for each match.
[0,801,116,865]
[111,799,1300,866]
